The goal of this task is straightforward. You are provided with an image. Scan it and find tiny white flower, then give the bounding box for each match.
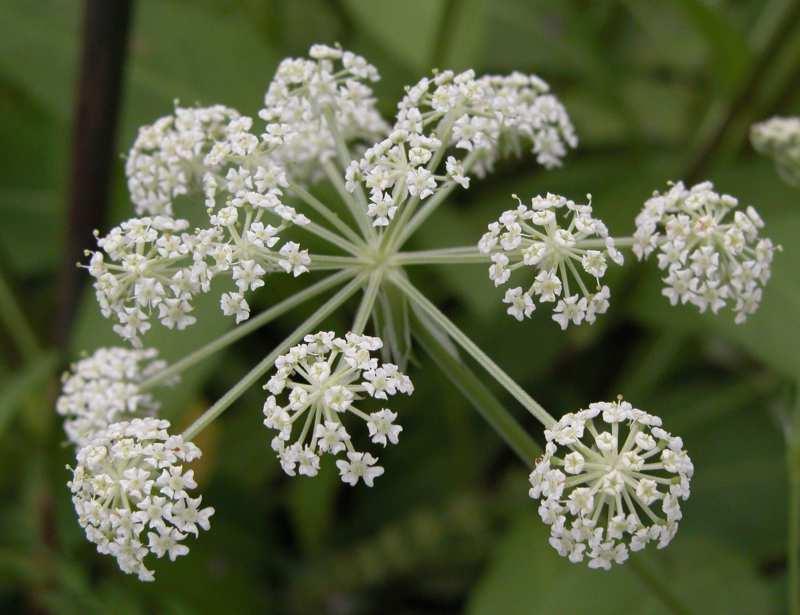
[336,452,385,487]
[367,409,403,446]
[220,292,250,323]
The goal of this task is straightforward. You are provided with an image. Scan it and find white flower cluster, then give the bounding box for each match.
[346,69,577,228]
[751,116,800,186]
[478,194,623,328]
[259,44,387,182]
[263,331,413,486]
[126,104,246,217]
[68,418,214,581]
[56,348,167,446]
[529,400,692,570]
[87,199,310,344]
[634,181,777,323]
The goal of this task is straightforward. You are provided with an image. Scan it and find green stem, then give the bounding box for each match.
[181,274,365,441]
[352,270,382,334]
[628,558,693,615]
[789,438,800,615]
[394,236,637,265]
[413,313,541,463]
[390,271,555,428]
[0,271,41,362]
[310,254,366,270]
[0,351,59,437]
[394,247,488,265]
[142,270,355,389]
[383,112,458,254]
[410,289,693,615]
[577,237,635,249]
[394,149,480,249]
[289,182,364,245]
[300,220,362,255]
[684,0,800,182]
[320,110,375,240]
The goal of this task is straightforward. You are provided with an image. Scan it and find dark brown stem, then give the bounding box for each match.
[685,1,800,182]
[54,0,134,346]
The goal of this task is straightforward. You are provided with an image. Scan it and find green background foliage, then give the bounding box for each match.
[0,0,798,613]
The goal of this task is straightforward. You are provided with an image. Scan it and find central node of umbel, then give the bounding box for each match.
[528,399,693,570]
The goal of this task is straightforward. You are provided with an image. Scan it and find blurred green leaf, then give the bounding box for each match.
[0,2,78,121]
[287,462,339,554]
[468,514,771,614]
[0,352,58,436]
[671,0,750,93]
[631,207,800,379]
[341,0,444,72]
[413,308,540,463]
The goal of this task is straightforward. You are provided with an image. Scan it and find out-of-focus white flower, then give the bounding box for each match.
[529,400,692,570]
[479,194,622,328]
[68,418,214,581]
[114,98,314,340]
[262,331,413,486]
[56,348,168,446]
[259,44,388,182]
[346,69,577,228]
[751,116,800,186]
[634,181,778,323]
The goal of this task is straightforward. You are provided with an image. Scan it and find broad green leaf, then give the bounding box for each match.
[413,306,540,463]
[0,352,58,436]
[0,2,78,120]
[286,461,339,554]
[341,0,444,72]
[641,376,786,559]
[468,514,771,614]
[630,208,800,379]
[670,0,750,93]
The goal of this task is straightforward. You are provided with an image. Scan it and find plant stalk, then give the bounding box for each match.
[181,274,365,441]
[352,270,382,334]
[0,271,41,362]
[789,437,800,615]
[394,149,480,248]
[390,272,555,428]
[320,109,375,240]
[142,270,355,390]
[413,313,541,463]
[289,182,364,245]
[300,220,362,255]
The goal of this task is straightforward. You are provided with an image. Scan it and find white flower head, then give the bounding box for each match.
[68,418,214,582]
[262,331,413,486]
[530,399,693,570]
[634,181,779,323]
[349,69,576,228]
[751,116,800,186]
[479,193,621,328]
[259,44,387,182]
[56,348,169,446]
[86,216,194,346]
[88,191,310,339]
[126,104,250,216]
